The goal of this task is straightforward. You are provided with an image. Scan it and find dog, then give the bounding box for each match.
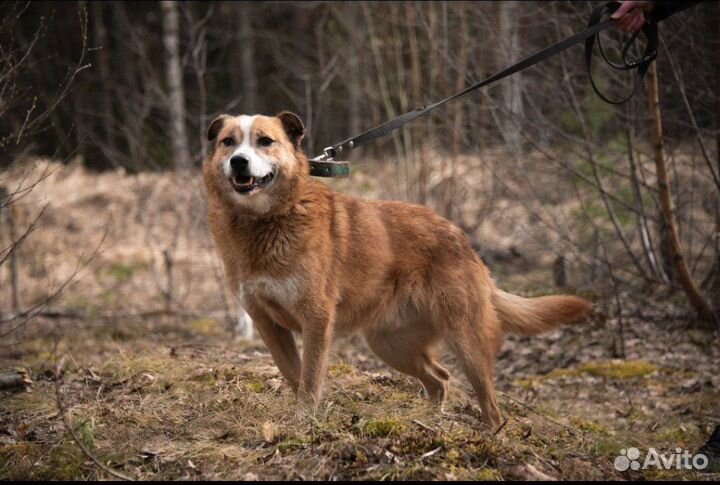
[202,111,591,429]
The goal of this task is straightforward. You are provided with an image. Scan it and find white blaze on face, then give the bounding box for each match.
[222,115,274,178]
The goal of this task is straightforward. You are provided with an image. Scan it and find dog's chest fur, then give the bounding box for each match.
[210,201,319,311]
[239,274,301,305]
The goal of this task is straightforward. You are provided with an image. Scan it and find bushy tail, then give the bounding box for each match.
[492,289,591,336]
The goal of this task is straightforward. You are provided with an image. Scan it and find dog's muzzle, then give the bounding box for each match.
[228,155,275,194]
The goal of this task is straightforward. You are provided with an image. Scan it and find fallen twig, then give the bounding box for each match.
[54,357,135,481]
[492,417,509,437]
[412,418,438,434]
[35,308,208,321]
[498,391,577,435]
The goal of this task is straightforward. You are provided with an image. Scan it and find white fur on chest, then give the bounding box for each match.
[240,275,301,305]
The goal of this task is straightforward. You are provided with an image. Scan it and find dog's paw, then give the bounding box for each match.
[294,402,322,425]
[294,404,313,422]
[295,391,322,423]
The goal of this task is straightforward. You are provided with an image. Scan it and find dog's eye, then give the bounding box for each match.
[257,136,274,147]
[221,137,235,147]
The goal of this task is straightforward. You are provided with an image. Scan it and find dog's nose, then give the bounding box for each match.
[230,155,249,172]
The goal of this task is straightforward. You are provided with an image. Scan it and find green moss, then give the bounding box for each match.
[591,437,638,456]
[569,417,608,435]
[548,360,659,380]
[514,377,540,390]
[277,436,311,453]
[329,362,355,378]
[362,418,405,438]
[476,467,501,480]
[191,318,222,337]
[446,448,461,462]
[244,380,265,393]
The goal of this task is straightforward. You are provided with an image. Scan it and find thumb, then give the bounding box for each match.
[611,2,634,19]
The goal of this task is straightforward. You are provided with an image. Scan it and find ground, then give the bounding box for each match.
[1,161,718,480]
[1,304,718,480]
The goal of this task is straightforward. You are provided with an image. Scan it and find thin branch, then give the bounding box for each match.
[54,357,135,481]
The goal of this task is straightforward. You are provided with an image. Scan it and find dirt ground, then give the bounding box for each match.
[1,160,718,480]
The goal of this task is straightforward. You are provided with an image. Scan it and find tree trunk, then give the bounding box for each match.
[406,4,427,204]
[161,0,191,170]
[713,0,720,308]
[646,61,717,326]
[348,6,363,140]
[238,3,258,114]
[499,1,523,152]
[452,3,468,155]
[0,186,21,314]
[92,2,116,165]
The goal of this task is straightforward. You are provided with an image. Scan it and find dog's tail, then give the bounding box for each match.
[492,288,591,336]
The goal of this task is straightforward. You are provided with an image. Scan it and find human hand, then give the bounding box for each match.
[611,1,654,32]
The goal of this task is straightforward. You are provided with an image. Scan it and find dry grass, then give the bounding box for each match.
[2,311,718,480]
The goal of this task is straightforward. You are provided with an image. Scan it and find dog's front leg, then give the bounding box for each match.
[245,302,301,393]
[297,305,335,410]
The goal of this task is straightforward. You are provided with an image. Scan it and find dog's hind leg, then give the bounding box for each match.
[364,329,450,405]
[447,316,503,430]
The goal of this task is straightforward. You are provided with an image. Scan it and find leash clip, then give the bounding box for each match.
[310,145,340,163]
[309,145,350,178]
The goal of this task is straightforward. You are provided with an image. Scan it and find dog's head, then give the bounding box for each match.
[203,112,308,214]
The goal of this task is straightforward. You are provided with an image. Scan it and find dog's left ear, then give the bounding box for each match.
[277,111,305,147]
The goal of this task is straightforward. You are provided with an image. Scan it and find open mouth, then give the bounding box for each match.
[229,172,275,194]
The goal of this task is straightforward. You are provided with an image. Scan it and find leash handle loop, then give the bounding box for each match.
[585,1,658,105]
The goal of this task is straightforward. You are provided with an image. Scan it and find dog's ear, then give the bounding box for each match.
[277,111,305,147]
[207,115,230,142]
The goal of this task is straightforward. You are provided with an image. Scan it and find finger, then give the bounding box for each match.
[617,16,633,32]
[611,1,635,19]
[621,10,643,32]
[630,14,645,31]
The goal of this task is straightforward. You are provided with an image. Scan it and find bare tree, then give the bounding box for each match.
[161,0,191,169]
[91,2,117,163]
[0,4,98,338]
[646,61,717,326]
[498,1,524,152]
[238,3,258,114]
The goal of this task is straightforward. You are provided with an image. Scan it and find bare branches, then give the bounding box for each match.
[0,211,109,341]
[662,38,720,192]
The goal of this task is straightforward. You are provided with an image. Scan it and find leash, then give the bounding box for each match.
[309,1,658,178]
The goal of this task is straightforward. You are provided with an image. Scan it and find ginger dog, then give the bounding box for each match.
[202,112,591,429]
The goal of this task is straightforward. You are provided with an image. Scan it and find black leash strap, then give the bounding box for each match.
[310,1,658,177]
